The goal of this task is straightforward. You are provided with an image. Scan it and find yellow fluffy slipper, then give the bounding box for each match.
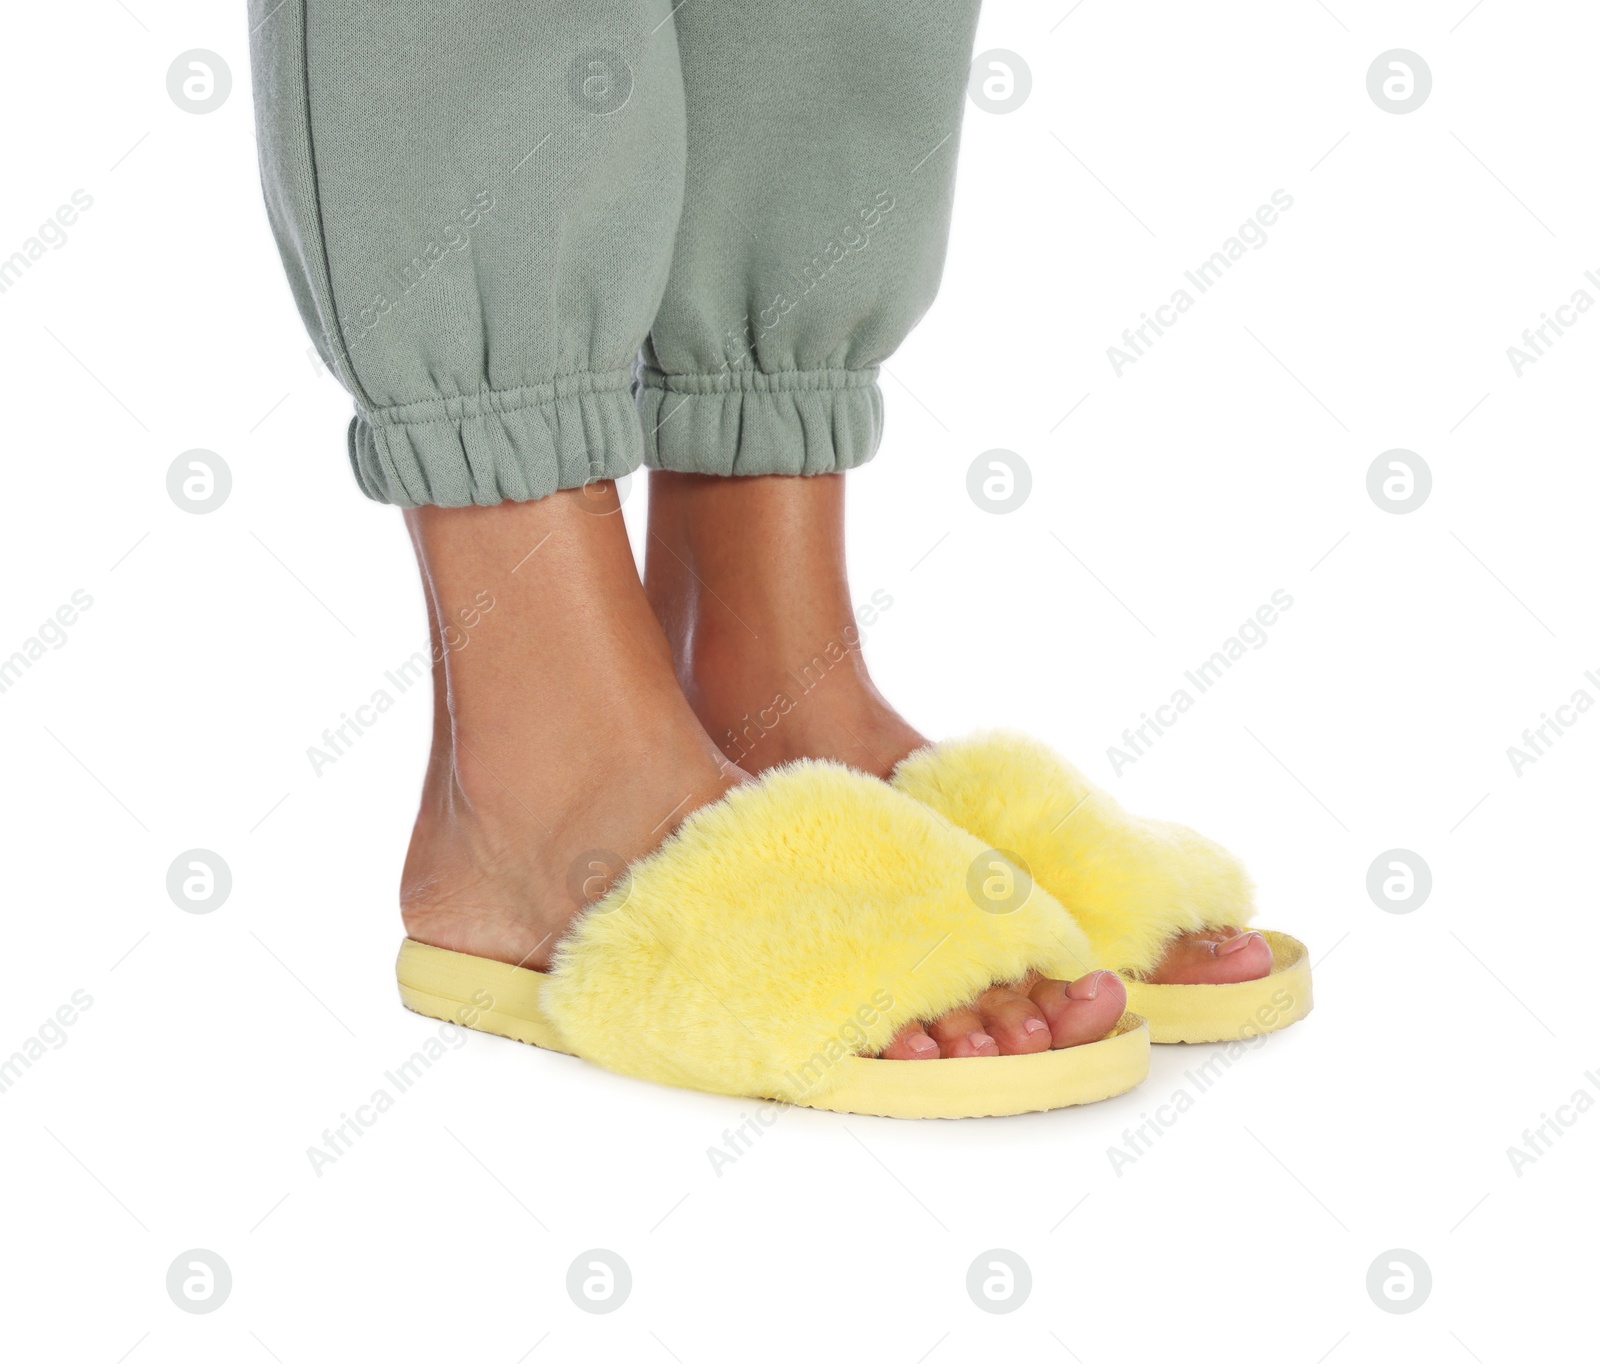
[891,733,1311,1045]
[396,761,1148,1118]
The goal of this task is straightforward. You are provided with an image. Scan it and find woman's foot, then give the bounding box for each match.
[399,487,1123,1058]
[643,470,1273,990]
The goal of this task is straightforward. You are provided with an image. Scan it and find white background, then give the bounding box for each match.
[2,2,1595,1360]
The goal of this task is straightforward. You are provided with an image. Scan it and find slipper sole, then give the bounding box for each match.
[397,939,1151,1119]
[1120,930,1312,1044]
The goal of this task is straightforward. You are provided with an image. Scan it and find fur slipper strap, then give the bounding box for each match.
[892,732,1254,977]
[540,761,1095,1104]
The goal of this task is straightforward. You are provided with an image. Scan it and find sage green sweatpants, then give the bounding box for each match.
[249,1,979,507]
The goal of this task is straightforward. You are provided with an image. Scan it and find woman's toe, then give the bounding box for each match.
[1210,929,1273,979]
[926,1005,1000,1058]
[1029,970,1125,1048]
[1150,928,1272,984]
[880,1022,941,1060]
[883,974,1129,1059]
[973,984,1054,1055]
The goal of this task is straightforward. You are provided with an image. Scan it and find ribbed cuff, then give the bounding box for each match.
[349,370,642,507]
[637,366,883,477]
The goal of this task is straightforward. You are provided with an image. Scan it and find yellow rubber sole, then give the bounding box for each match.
[1121,930,1313,1044]
[396,939,1151,1119]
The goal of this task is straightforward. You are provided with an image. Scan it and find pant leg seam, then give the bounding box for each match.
[366,369,638,427]
[637,372,883,478]
[294,0,377,412]
[351,375,642,507]
[638,366,879,396]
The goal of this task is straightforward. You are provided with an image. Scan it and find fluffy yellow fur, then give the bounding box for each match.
[540,761,1095,1104]
[891,732,1254,978]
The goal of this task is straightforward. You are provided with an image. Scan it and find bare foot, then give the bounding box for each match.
[644,469,1272,990]
[399,486,1121,1057]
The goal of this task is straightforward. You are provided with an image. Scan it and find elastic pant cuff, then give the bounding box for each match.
[349,370,641,507]
[637,366,883,478]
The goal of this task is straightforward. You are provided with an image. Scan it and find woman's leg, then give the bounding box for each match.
[640,5,1271,987]
[647,474,1274,987]
[249,0,1121,1056]
[402,491,1120,1055]
[249,0,687,504]
[400,490,742,970]
[636,0,977,772]
[646,471,926,779]
[637,1,982,478]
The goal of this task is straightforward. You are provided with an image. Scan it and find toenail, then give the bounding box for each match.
[1065,971,1106,1002]
[1215,931,1262,958]
[909,1034,939,1057]
[968,1030,997,1051]
[1023,1016,1049,1036]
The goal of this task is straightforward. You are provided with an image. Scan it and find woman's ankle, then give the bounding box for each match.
[645,470,928,777]
[397,489,746,968]
[400,716,745,967]
[673,626,922,777]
